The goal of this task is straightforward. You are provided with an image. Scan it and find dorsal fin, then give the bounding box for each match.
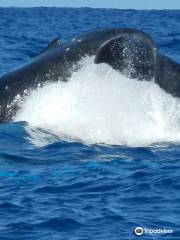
[47,37,60,50]
[41,37,61,54]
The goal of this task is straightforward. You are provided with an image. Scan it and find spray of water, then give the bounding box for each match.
[15,56,180,146]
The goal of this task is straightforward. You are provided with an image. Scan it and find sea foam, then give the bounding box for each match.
[15,56,180,146]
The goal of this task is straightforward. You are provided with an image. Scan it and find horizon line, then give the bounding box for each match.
[0,6,179,10]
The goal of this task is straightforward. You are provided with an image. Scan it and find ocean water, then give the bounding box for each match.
[0,7,180,240]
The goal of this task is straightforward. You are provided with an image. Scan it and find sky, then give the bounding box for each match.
[0,0,180,9]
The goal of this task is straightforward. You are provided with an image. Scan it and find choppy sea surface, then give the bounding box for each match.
[0,7,180,240]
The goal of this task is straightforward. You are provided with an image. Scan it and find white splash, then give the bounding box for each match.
[15,56,180,146]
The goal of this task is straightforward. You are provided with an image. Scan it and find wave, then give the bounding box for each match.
[14,56,180,146]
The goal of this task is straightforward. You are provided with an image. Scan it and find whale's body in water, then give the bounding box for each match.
[0,28,180,122]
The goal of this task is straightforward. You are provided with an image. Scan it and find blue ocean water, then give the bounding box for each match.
[0,7,180,240]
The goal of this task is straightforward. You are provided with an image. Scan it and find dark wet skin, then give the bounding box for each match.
[0,28,180,122]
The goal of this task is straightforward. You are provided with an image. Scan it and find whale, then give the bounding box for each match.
[0,28,180,122]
